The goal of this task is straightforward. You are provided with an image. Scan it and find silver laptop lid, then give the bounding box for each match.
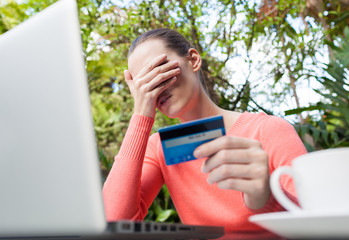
[0,0,106,237]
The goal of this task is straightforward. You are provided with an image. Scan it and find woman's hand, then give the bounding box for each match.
[193,136,270,210]
[124,54,180,118]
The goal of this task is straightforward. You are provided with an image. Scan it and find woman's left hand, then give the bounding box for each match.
[193,136,270,210]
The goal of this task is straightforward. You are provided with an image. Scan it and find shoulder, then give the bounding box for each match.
[245,113,307,168]
[144,132,164,168]
[239,112,295,132]
[149,132,161,144]
[147,132,162,155]
[231,111,306,161]
[259,113,295,133]
[230,112,295,137]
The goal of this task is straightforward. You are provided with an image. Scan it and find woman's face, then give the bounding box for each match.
[128,39,202,119]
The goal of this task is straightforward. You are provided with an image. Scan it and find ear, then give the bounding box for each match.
[187,48,202,72]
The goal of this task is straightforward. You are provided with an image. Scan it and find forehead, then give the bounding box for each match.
[128,39,174,77]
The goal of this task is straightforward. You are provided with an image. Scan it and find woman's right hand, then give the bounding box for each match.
[124,54,180,118]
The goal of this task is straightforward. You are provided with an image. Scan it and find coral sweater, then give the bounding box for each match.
[103,112,307,232]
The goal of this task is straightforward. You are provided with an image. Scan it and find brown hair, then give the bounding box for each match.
[128,28,208,93]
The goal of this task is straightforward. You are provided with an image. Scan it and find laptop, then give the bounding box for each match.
[0,0,224,239]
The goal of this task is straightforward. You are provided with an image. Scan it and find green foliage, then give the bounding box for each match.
[144,185,180,223]
[98,148,114,182]
[287,27,349,150]
[0,1,30,33]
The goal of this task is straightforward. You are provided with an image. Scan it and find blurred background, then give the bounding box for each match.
[1,0,348,223]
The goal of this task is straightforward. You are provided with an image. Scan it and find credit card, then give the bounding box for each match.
[158,115,225,165]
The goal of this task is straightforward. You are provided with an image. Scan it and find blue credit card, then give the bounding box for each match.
[158,115,225,165]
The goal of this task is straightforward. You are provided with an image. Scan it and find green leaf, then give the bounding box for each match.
[155,209,177,222]
[285,104,324,116]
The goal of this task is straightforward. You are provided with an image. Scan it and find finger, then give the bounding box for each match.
[206,164,253,184]
[136,54,167,79]
[216,178,250,193]
[151,76,177,96]
[201,148,266,173]
[140,61,179,87]
[156,60,179,76]
[217,178,269,198]
[215,178,257,195]
[124,69,132,80]
[124,69,134,91]
[147,67,180,91]
[194,136,261,159]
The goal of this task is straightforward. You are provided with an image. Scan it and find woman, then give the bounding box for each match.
[103,28,306,232]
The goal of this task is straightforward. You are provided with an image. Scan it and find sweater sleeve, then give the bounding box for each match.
[102,114,164,221]
[245,115,307,213]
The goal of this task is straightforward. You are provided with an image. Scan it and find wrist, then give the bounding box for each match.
[134,104,156,119]
[133,110,156,119]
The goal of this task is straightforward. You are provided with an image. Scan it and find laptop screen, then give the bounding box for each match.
[0,0,106,237]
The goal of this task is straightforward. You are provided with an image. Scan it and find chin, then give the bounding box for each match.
[159,98,190,120]
[159,110,178,119]
[159,105,182,119]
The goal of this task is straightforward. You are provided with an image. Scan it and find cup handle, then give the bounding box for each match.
[270,166,301,212]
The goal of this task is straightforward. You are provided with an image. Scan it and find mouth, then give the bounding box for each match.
[157,92,172,108]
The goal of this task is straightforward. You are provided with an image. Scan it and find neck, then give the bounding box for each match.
[178,89,225,123]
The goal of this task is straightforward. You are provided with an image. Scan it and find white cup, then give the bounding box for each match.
[270,148,349,213]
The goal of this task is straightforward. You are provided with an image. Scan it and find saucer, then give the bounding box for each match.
[249,211,349,239]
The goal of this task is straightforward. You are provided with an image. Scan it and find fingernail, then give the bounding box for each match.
[194,148,202,158]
